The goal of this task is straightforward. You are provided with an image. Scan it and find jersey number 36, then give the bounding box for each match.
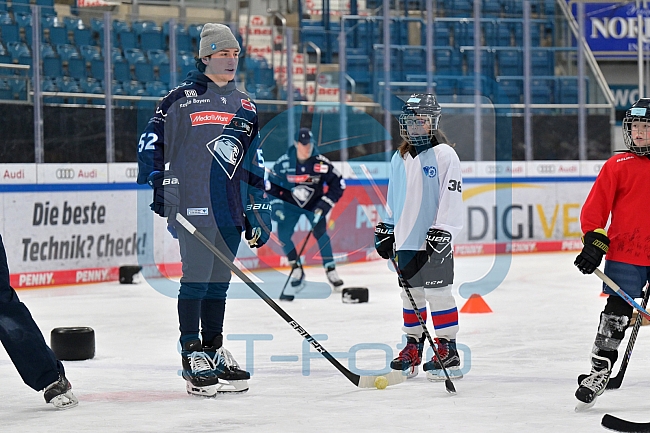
[448,179,461,192]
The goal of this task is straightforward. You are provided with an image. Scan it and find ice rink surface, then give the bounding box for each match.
[3,251,650,432]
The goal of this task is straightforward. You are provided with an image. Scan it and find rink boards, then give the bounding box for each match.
[0,161,601,288]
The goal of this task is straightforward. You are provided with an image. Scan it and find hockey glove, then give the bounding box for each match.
[244,202,272,248]
[312,200,332,226]
[574,229,609,274]
[147,171,180,218]
[374,222,395,260]
[425,228,453,261]
[271,199,285,221]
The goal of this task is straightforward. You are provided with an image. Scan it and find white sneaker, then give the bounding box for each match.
[326,266,343,289]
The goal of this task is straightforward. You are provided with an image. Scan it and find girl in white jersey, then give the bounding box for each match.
[374,94,464,381]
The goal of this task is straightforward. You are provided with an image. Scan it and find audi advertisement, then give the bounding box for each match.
[0,161,601,288]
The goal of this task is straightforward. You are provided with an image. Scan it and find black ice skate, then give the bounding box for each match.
[44,374,78,409]
[204,335,250,393]
[390,335,425,379]
[575,353,612,411]
[182,339,219,397]
[423,338,463,381]
[325,265,343,290]
[289,260,305,289]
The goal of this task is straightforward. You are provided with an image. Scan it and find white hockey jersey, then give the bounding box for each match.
[384,143,463,251]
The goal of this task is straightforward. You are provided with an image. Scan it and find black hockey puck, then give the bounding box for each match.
[51,327,95,361]
[342,287,369,303]
[119,265,142,284]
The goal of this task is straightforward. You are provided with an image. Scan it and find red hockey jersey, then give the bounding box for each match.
[580,152,650,266]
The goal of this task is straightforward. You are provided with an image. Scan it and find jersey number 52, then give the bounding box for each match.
[138,132,158,152]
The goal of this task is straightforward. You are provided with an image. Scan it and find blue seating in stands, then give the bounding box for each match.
[11,1,31,16]
[434,47,462,75]
[513,22,541,46]
[57,44,79,61]
[111,47,124,62]
[80,77,102,93]
[122,80,145,95]
[73,27,91,46]
[17,53,31,72]
[41,42,56,58]
[145,80,167,96]
[531,49,553,75]
[530,78,553,104]
[433,76,457,96]
[80,45,100,63]
[0,23,19,43]
[157,62,169,84]
[497,49,522,75]
[141,29,164,51]
[67,57,86,79]
[432,21,451,46]
[556,77,585,104]
[8,77,26,99]
[178,53,195,79]
[187,23,203,46]
[0,53,11,64]
[35,0,55,16]
[7,40,29,60]
[112,19,129,34]
[482,0,502,15]
[48,25,68,45]
[495,77,522,103]
[55,76,81,95]
[41,76,57,91]
[14,12,31,29]
[0,11,12,24]
[118,29,136,49]
[0,2,6,12]
[496,22,512,46]
[454,20,474,47]
[372,44,401,81]
[114,59,131,81]
[449,0,473,16]
[346,54,370,94]
[464,49,495,77]
[457,75,492,98]
[41,14,57,29]
[175,29,192,52]
[63,16,83,31]
[43,56,62,77]
[134,61,154,82]
[132,20,157,35]
[402,46,426,77]
[147,49,168,65]
[124,48,145,65]
[90,57,104,78]
[0,78,10,100]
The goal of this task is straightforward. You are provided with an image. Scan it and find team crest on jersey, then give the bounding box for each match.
[313,163,329,173]
[221,96,227,104]
[423,166,437,178]
[241,99,256,112]
[206,135,244,179]
[291,185,315,207]
[185,90,198,97]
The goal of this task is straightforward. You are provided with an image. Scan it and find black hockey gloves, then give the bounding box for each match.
[425,228,452,261]
[575,229,609,274]
[245,202,272,248]
[374,222,395,260]
[147,171,180,218]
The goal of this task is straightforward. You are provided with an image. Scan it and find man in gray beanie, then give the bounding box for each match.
[137,21,270,397]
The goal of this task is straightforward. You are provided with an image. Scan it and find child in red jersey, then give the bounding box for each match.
[574,97,650,409]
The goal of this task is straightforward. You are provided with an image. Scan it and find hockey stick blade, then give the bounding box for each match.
[607,287,650,390]
[602,414,650,433]
[595,269,650,321]
[175,213,405,389]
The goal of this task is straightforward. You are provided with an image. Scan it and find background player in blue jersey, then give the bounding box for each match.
[266,128,346,295]
[374,94,464,382]
[0,234,78,409]
[136,23,271,396]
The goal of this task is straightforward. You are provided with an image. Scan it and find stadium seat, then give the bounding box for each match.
[531,49,553,75]
[122,80,146,95]
[0,23,19,43]
[112,19,129,34]
[11,1,31,16]
[114,59,131,82]
[496,22,512,46]
[402,46,426,78]
[8,77,27,99]
[497,48,522,76]
[464,49,495,77]
[147,49,168,66]
[0,78,11,100]
[0,11,13,25]
[134,61,154,82]
[132,20,157,35]
[43,56,62,78]
[56,44,80,61]
[67,57,86,79]
[48,25,68,45]
[434,47,462,76]
[41,43,56,58]
[80,77,102,93]
[433,76,457,96]
[117,29,137,50]
[156,62,169,84]
[90,57,104,78]
[73,27,91,46]
[14,12,31,29]
[7,40,29,60]
[124,48,145,65]
[530,78,553,104]
[495,77,523,103]
[0,53,11,64]
[63,16,83,31]
[80,44,100,63]
[140,29,164,51]
[145,80,167,96]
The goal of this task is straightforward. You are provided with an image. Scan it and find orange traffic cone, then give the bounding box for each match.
[460,294,493,313]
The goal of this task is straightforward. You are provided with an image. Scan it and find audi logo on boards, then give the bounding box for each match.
[536,164,556,174]
[55,168,75,179]
[486,165,504,174]
[125,167,138,178]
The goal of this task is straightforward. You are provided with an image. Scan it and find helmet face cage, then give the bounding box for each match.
[399,94,442,146]
[623,106,650,156]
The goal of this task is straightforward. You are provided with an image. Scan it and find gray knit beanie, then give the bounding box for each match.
[198,23,240,58]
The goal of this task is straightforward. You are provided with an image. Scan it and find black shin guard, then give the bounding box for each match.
[593,296,633,362]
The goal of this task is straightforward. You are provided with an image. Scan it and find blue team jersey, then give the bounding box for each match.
[136,71,267,228]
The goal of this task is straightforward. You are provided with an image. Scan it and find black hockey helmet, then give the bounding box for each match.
[623,98,650,156]
[399,93,442,146]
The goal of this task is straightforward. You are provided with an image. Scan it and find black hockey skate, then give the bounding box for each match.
[423,338,463,381]
[182,339,219,397]
[575,353,612,411]
[204,335,250,393]
[44,374,78,409]
[326,265,344,290]
[390,335,425,379]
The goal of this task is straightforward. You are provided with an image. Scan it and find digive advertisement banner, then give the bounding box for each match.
[0,160,602,288]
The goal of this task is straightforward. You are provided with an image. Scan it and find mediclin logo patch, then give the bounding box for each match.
[190,111,235,126]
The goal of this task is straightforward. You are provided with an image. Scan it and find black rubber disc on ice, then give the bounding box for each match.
[51,327,95,361]
[119,265,142,284]
[342,287,369,303]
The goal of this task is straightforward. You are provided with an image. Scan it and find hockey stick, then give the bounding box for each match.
[389,257,456,394]
[175,213,405,389]
[595,269,650,321]
[279,229,313,301]
[607,285,650,390]
[602,414,650,433]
